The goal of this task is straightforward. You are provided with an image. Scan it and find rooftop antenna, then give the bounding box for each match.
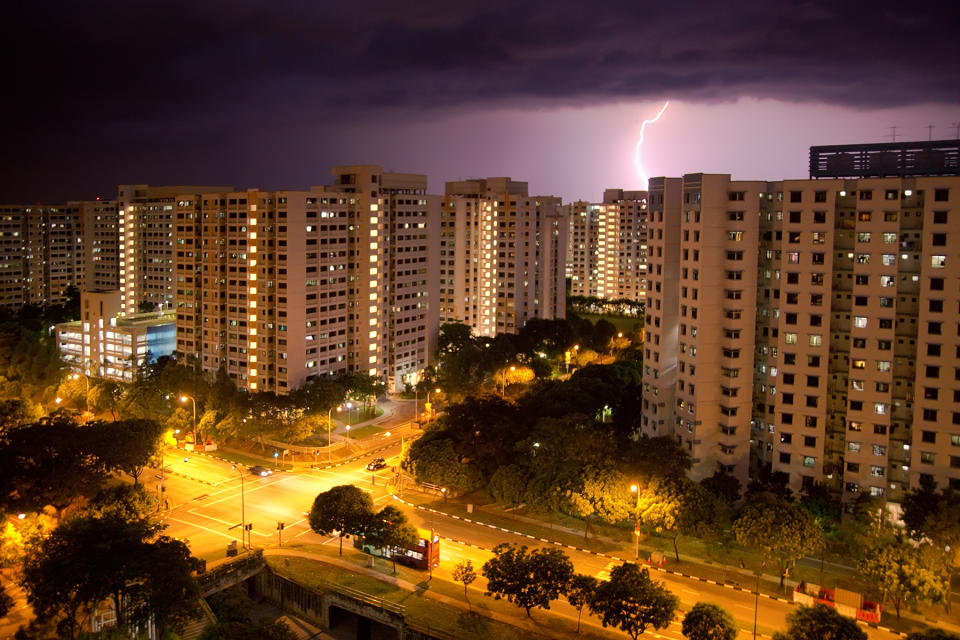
[951,121,960,140]
[926,124,935,141]
[886,126,899,142]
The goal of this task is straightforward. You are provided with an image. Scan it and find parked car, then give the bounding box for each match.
[366,457,387,471]
[250,465,273,477]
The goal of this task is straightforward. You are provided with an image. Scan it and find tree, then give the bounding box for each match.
[19,513,199,639]
[95,418,165,485]
[588,562,677,639]
[901,477,943,536]
[699,469,741,507]
[856,533,947,620]
[308,485,374,555]
[772,603,866,640]
[404,436,482,494]
[0,582,12,619]
[732,493,824,588]
[637,476,719,561]
[899,483,960,613]
[566,573,599,633]
[566,466,632,537]
[363,505,418,574]
[87,483,154,522]
[452,560,477,610]
[681,602,737,640]
[482,543,574,617]
[0,414,106,517]
[0,507,56,568]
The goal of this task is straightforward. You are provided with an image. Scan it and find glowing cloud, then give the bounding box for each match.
[633,101,670,186]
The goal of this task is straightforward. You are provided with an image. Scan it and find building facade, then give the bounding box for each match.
[172,166,437,394]
[119,184,232,315]
[57,289,176,382]
[643,168,960,508]
[565,189,647,301]
[439,178,567,337]
[0,200,117,311]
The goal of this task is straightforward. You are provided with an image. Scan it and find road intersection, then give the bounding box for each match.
[153,428,905,640]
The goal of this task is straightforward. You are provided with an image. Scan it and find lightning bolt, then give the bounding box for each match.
[633,101,670,186]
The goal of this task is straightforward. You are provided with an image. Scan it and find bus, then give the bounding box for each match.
[356,527,439,571]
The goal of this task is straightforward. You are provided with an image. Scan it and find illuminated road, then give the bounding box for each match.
[154,443,904,640]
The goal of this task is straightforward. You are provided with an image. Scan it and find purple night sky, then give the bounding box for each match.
[2,0,957,203]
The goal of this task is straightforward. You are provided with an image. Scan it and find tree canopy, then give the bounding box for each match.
[637,476,719,561]
[681,602,738,640]
[308,485,375,555]
[363,505,418,573]
[772,604,867,640]
[20,512,200,639]
[732,492,824,588]
[588,562,677,640]
[482,543,574,617]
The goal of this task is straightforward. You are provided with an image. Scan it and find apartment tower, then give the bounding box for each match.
[565,189,647,301]
[439,178,567,337]
[644,139,960,506]
[173,166,437,394]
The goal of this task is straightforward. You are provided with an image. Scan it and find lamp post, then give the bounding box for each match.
[231,465,246,549]
[752,560,766,640]
[499,367,515,398]
[630,484,641,560]
[565,344,580,374]
[180,395,197,449]
[327,405,342,464]
[425,387,441,422]
[344,401,353,436]
[71,373,90,410]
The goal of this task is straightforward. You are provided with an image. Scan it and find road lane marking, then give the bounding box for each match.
[164,515,238,541]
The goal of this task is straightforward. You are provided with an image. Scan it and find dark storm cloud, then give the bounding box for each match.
[2,0,957,201]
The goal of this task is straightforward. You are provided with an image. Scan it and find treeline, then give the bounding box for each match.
[419,318,640,397]
[567,294,644,318]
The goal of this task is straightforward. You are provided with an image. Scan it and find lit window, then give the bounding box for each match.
[931,255,947,269]
[854,317,868,328]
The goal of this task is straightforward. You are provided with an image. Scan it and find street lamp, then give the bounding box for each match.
[180,394,197,448]
[425,387,441,422]
[753,561,765,640]
[71,373,90,410]
[499,367,515,397]
[630,484,641,560]
[565,345,579,374]
[231,465,246,549]
[327,405,342,464]
[344,401,353,435]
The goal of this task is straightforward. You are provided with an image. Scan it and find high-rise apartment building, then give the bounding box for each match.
[73,199,120,291]
[642,175,763,483]
[643,150,960,507]
[119,184,231,315]
[566,189,647,301]
[173,166,437,394]
[0,200,117,311]
[439,178,566,337]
